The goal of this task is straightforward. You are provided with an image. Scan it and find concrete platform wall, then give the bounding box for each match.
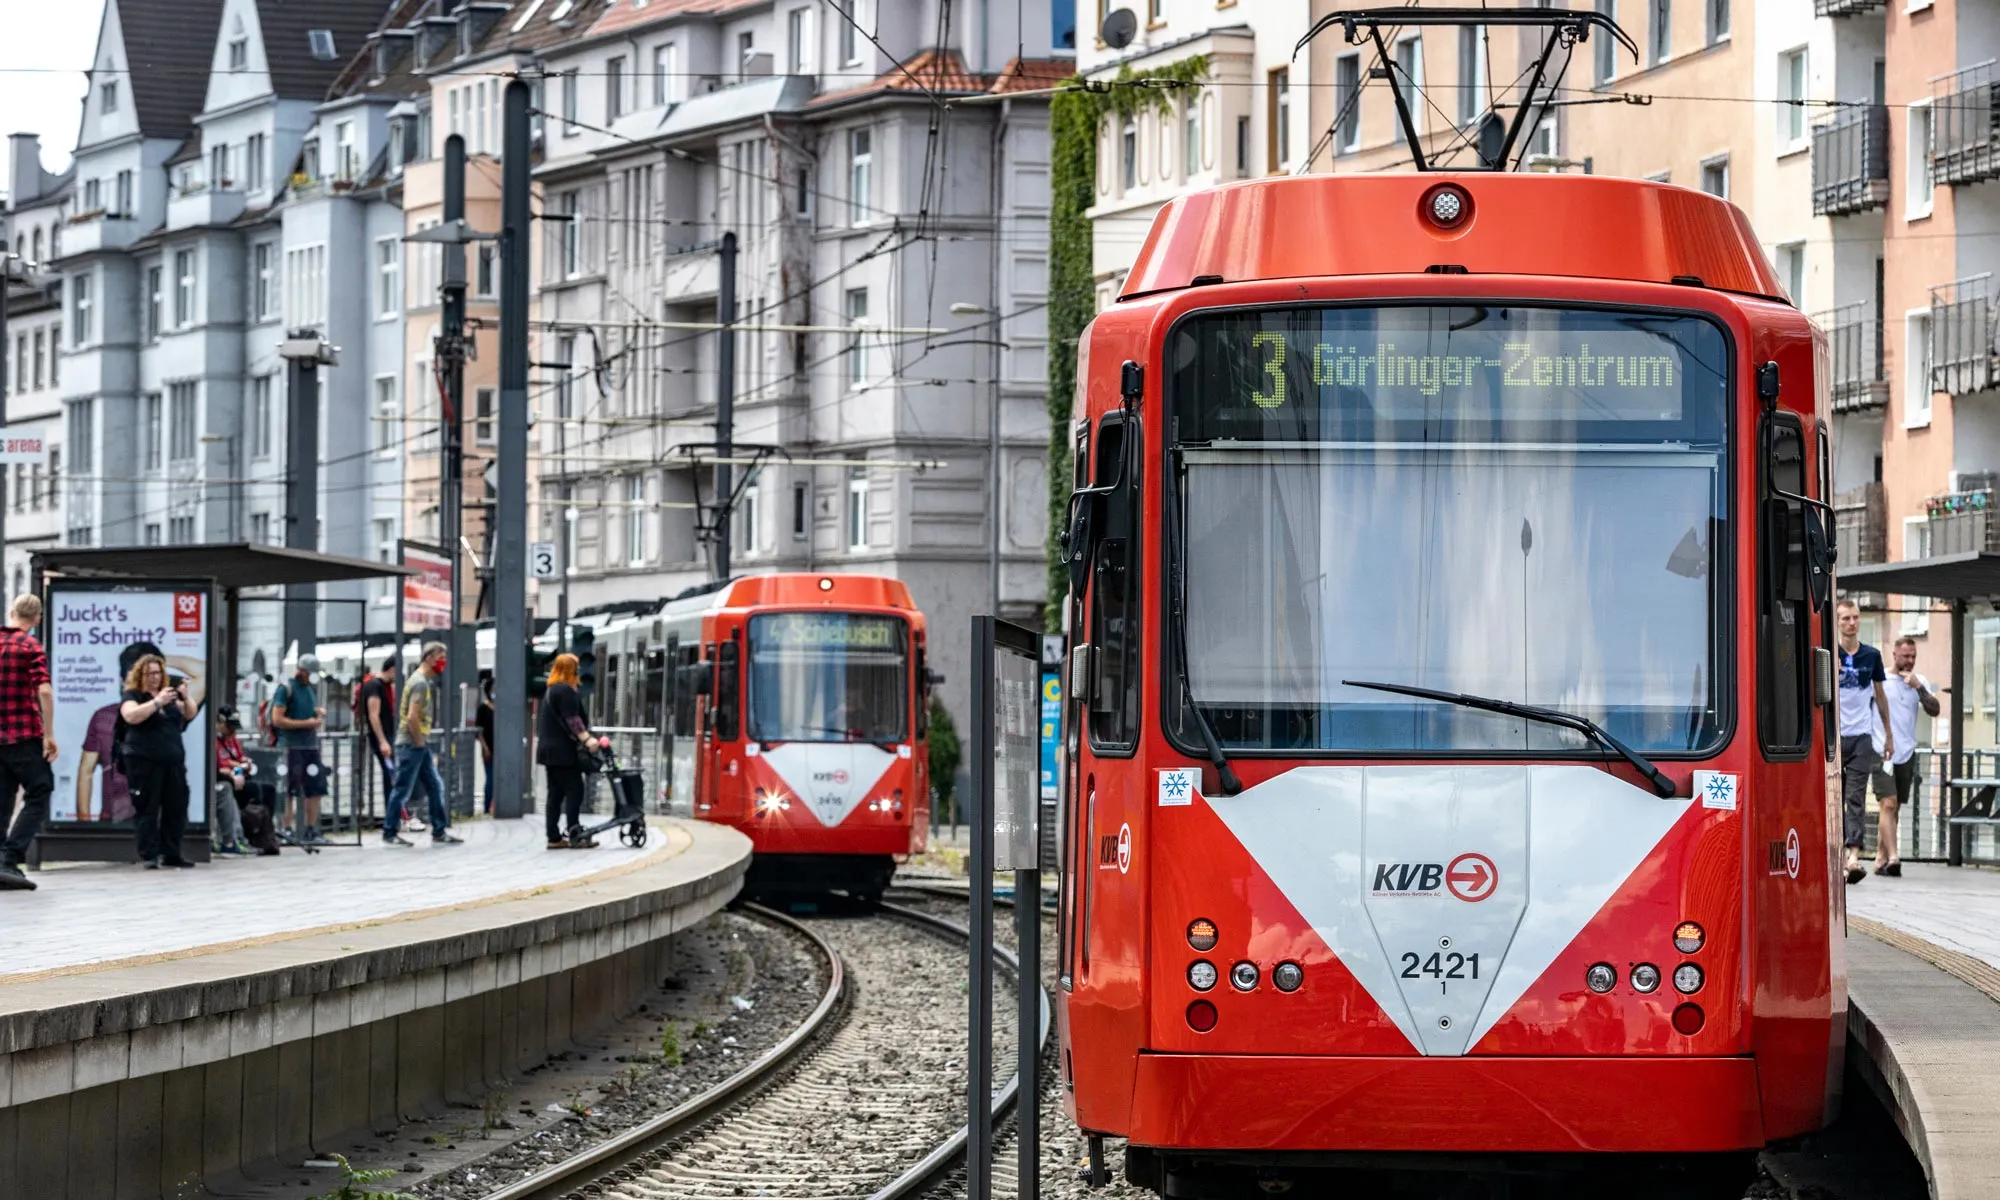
[0,823,749,1199]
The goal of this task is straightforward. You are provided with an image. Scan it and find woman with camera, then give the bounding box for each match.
[120,654,196,868]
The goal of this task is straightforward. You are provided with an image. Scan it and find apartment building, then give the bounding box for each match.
[507,0,1066,722]
[1082,0,1310,306]
[2,136,73,600]
[53,0,399,670]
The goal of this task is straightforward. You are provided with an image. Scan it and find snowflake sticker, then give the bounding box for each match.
[1693,771,1737,812]
[1157,768,1200,807]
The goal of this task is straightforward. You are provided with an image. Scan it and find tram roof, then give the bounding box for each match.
[1118,173,1786,303]
[1840,553,2000,602]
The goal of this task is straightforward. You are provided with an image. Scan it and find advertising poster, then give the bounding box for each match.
[47,584,211,825]
[401,543,453,631]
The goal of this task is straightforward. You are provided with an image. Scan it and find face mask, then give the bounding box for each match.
[432,657,447,673]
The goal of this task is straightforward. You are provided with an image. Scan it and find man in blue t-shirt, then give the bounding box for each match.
[1836,600,1893,886]
[270,654,328,841]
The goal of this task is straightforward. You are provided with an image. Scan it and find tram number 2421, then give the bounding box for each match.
[1400,949,1482,993]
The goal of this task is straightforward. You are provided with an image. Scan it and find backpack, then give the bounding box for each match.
[259,691,279,747]
[110,707,130,773]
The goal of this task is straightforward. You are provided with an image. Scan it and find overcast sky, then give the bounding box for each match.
[1,6,101,195]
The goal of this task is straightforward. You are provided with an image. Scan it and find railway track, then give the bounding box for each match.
[481,900,1047,1200]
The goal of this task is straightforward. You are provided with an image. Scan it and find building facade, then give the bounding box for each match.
[3,136,74,602]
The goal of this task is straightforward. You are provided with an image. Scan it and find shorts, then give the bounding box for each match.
[286,746,328,797]
[1874,757,1920,805]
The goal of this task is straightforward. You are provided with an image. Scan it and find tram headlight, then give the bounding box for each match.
[1630,963,1662,993]
[1585,963,1617,994]
[1422,184,1473,230]
[1673,922,1705,954]
[1229,961,1259,992]
[1273,962,1304,993]
[1673,963,1704,994]
[1188,961,1218,992]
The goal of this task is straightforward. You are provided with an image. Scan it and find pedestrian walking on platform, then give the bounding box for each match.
[1873,635,1940,878]
[270,654,329,842]
[359,658,409,829]
[384,642,462,847]
[121,653,196,869]
[0,594,57,891]
[1836,600,1893,886]
[538,653,606,849]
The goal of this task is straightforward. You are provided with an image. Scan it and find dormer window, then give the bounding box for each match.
[308,29,337,61]
[458,19,474,56]
[99,80,118,113]
[389,119,407,173]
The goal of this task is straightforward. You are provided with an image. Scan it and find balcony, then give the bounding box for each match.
[1817,302,1889,411]
[1930,276,2000,398]
[1934,62,2000,188]
[57,210,140,257]
[1925,486,2000,556]
[166,183,246,232]
[1835,482,1886,568]
[1813,0,1885,14]
[1811,106,1890,216]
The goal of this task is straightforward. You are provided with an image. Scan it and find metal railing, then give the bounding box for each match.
[1934,62,2000,187]
[1924,487,2000,555]
[1834,481,1887,568]
[1929,274,2000,397]
[1813,0,1884,15]
[1811,105,1891,216]
[1816,302,1889,410]
[1869,747,2000,868]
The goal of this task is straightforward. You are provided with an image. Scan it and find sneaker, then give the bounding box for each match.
[144,857,161,870]
[303,827,326,844]
[432,830,464,845]
[383,833,414,847]
[0,863,35,891]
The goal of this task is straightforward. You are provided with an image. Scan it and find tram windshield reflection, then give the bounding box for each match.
[746,611,910,745]
[1167,304,1731,756]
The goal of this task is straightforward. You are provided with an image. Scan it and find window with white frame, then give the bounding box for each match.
[247,132,266,190]
[374,376,398,457]
[627,474,647,563]
[1908,100,1934,218]
[373,518,396,598]
[560,192,581,275]
[249,512,269,546]
[1183,95,1202,178]
[561,484,577,575]
[168,516,194,546]
[1530,115,1558,159]
[1457,26,1486,125]
[846,468,869,551]
[1594,0,1617,84]
[1902,517,1932,634]
[1336,54,1361,152]
[173,249,195,326]
[335,121,356,181]
[1700,155,1729,198]
[1775,241,1805,304]
[738,476,760,556]
[144,523,162,546]
[145,266,162,340]
[71,273,91,346]
[115,169,132,216]
[1269,68,1293,170]
[1393,37,1425,137]
[1650,0,1671,63]
[1778,49,1808,149]
[284,244,327,327]
[556,334,577,418]
[84,178,101,212]
[252,375,273,458]
[1907,309,1933,426]
[1119,116,1137,189]
[252,243,274,321]
[844,287,870,387]
[100,80,117,114]
[375,238,399,318]
[838,0,861,64]
[475,387,495,445]
[211,144,231,190]
[787,8,810,74]
[142,392,162,472]
[561,70,579,135]
[168,381,197,462]
[792,480,809,539]
[476,243,496,299]
[848,128,872,224]
[607,56,626,120]
[1707,0,1729,43]
[67,400,92,475]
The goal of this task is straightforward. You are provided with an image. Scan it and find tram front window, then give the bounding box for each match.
[1166,304,1731,756]
[748,612,909,744]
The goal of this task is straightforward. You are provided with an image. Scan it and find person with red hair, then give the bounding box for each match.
[538,652,606,848]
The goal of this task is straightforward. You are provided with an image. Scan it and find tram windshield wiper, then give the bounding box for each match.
[1339,679,1678,798]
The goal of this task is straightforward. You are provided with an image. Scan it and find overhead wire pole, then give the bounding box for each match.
[494,81,531,822]
[713,230,737,581]
[439,133,471,804]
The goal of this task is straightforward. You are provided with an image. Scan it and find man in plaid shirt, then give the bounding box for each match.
[0,593,57,891]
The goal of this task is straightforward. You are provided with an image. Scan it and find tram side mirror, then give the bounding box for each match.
[714,642,739,741]
[1804,508,1835,612]
[1062,498,1095,596]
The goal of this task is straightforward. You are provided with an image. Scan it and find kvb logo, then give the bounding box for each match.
[1371,852,1500,902]
[172,592,202,633]
[812,769,850,785]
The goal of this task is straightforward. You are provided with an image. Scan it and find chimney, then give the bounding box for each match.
[8,134,45,205]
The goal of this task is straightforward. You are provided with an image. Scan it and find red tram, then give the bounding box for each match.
[1054,167,1845,1194]
[667,573,933,900]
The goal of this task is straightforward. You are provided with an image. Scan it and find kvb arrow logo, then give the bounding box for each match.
[1445,852,1498,902]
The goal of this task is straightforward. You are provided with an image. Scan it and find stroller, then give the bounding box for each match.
[571,741,650,849]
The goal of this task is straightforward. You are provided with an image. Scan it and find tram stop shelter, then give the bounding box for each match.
[27,543,413,865]
[1841,552,2000,865]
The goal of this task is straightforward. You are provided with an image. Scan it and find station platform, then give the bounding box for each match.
[1845,865,2000,1200]
[0,816,750,1199]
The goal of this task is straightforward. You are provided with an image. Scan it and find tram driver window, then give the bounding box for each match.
[1087,414,1141,752]
[1760,415,1812,755]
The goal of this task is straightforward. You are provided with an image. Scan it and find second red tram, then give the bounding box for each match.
[666,573,934,900]
[1056,168,1846,1196]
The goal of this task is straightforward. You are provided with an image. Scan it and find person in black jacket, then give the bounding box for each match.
[537,653,605,848]
[120,654,196,868]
